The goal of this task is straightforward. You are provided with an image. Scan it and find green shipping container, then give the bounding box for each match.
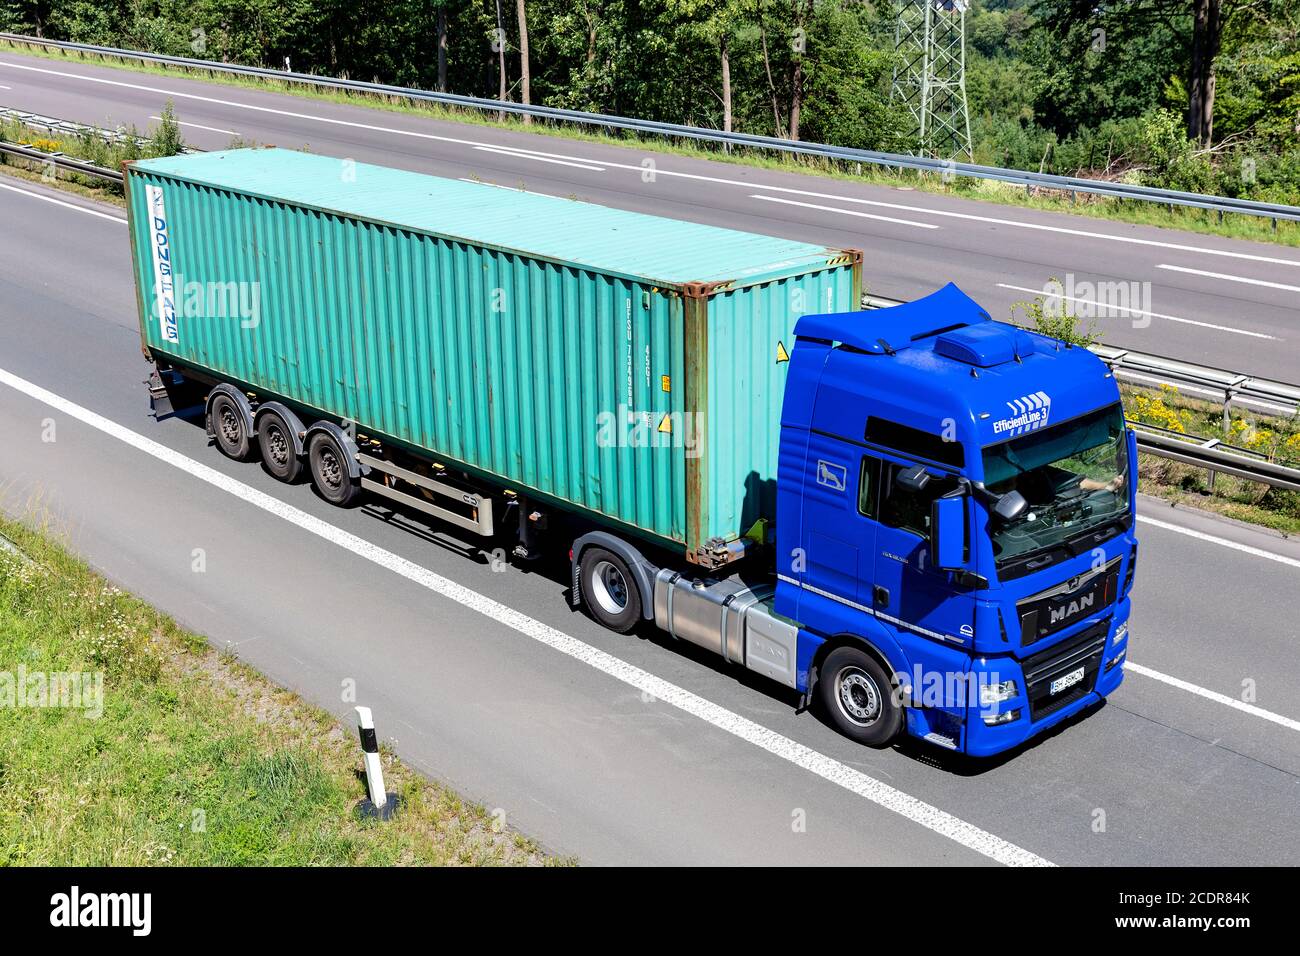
[126,148,862,558]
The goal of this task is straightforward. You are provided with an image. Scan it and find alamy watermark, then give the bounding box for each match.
[153,271,262,330]
[595,405,704,458]
[0,665,103,718]
[1042,275,1152,328]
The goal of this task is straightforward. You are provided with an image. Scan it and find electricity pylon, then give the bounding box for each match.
[890,0,973,161]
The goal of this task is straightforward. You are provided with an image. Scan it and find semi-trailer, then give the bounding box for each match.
[127,148,1137,756]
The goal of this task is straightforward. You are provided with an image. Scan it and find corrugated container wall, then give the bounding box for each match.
[126,149,861,555]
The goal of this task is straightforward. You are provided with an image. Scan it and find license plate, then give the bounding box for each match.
[1050,666,1086,695]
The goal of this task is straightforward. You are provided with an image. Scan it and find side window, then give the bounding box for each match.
[858,456,881,518]
[865,417,964,468]
[880,463,959,539]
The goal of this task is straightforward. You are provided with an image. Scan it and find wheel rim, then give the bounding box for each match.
[589,559,629,616]
[317,446,342,490]
[835,666,882,727]
[218,403,241,447]
[266,424,289,467]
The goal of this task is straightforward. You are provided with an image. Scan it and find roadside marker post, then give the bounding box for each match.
[354,706,399,820]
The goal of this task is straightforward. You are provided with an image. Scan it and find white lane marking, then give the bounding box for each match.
[995,282,1278,340]
[770,197,1300,268]
[0,366,1051,868]
[151,115,239,136]
[1136,514,1300,570]
[459,141,610,165]
[458,178,560,199]
[0,84,11,90]
[1124,662,1300,733]
[5,58,1298,269]
[0,59,508,148]
[473,144,604,171]
[1157,264,1300,293]
[0,179,127,223]
[751,194,940,229]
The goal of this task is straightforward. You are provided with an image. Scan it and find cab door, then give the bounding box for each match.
[865,455,980,743]
[869,456,976,649]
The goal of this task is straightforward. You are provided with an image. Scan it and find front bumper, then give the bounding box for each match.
[962,605,1129,757]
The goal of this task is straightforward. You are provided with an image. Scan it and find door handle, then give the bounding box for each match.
[873,585,890,608]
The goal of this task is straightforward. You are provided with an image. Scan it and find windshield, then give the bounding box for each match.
[983,403,1129,568]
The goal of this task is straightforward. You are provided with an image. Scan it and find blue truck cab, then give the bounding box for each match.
[583,281,1134,758]
[773,283,1136,755]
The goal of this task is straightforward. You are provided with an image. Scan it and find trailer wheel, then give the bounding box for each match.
[257,411,302,483]
[209,393,252,461]
[579,547,641,633]
[308,432,359,506]
[817,646,902,747]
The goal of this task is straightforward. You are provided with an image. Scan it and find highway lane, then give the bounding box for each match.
[2,180,1300,864]
[1,49,1299,382]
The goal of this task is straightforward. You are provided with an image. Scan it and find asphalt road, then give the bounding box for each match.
[1,48,1299,383]
[2,177,1300,865]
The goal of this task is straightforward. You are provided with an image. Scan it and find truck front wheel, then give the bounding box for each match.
[579,547,641,633]
[308,432,359,507]
[817,646,903,747]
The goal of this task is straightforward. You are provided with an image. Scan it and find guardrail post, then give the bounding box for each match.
[1223,376,1248,434]
[1200,438,1221,491]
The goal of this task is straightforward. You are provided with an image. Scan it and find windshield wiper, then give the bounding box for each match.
[1063,514,1130,556]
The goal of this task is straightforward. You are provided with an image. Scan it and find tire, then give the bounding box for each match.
[579,547,641,633]
[257,411,302,483]
[816,645,903,747]
[209,393,252,461]
[308,431,360,506]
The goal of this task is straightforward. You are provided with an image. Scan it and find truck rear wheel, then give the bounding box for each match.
[308,432,359,507]
[579,547,641,633]
[257,411,302,483]
[817,646,902,747]
[209,393,252,461]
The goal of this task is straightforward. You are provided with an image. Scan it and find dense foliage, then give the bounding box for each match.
[3,0,1297,200]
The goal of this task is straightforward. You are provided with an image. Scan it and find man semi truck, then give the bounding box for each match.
[126,148,1137,757]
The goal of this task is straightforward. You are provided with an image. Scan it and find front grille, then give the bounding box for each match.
[1018,561,1120,646]
[1022,620,1108,722]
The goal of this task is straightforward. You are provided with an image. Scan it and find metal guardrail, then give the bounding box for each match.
[862,294,1300,490]
[0,105,200,154]
[1090,345,1300,422]
[3,32,1299,225]
[0,106,149,147]
[1132,425,1300,493]
[0,140,122,181]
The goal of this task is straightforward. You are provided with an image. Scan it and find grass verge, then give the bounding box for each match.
[0,157,125,205]
[0,106,185,204]
[1,37,1297,249]
[1122,383,1300,535]
[0,514,562,865]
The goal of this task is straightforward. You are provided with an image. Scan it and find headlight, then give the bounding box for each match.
[979,679,1018,707]
[983,709,1020,726]
[1112,622,1128,646]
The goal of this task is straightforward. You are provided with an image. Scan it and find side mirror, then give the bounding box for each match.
[931,493,968,571]
[993,490,1028,523]
[896,464,930,493]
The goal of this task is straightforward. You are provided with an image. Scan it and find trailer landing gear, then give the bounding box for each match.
[511,495,546,562]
